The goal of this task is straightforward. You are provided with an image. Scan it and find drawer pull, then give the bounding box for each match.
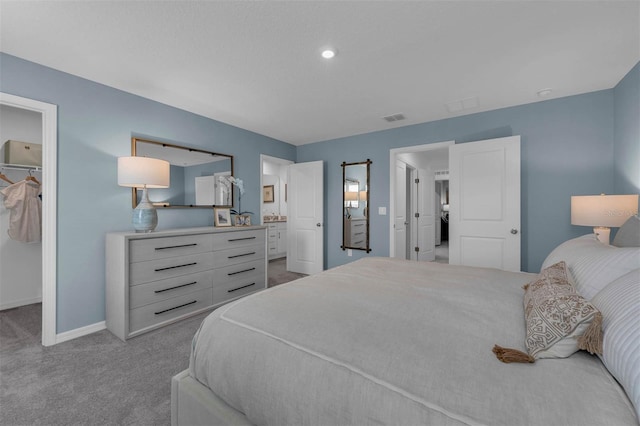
[154,262,197,272]
[228,252,255,259]
[155,243,198,251]
[228,237,257,242]
[154,300,197,315]
[228,267,256,276]
[228,283,256,293]
[154,281,198,293]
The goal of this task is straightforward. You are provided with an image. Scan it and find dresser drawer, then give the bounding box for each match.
[129,288,213,334]
[213,229,265,251]
[129,252,214,286]
[212,271,265,305]
[213,259,265,286]
[130,270,213,309]
[130,234,213,263]
[212,244,265,268]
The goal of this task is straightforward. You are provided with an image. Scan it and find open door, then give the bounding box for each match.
[415,168,435,261]
[393,160,408,259]
[449,136,521,271]
[287,161,324,275]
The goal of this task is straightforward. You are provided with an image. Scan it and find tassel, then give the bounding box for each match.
[578,312,603,355]
[493,345,535,363]
[522,283,530,291]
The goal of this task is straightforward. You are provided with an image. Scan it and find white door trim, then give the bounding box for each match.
[389,140,454,257]
[1,92,58,346]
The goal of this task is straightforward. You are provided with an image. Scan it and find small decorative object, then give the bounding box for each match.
[214,207,232,227]
[235,215,251,226]
[223,176,254,219]
[118,156,170,233]
[263,185,274,203]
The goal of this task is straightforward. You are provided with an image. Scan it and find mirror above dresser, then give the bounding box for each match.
[131,137,234,208]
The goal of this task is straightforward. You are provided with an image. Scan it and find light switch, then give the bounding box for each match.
[378,207,387,215]
[347,249,353,257]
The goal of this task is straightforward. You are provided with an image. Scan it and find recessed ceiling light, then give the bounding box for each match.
[321,48,337,59]
[537,88,553,97]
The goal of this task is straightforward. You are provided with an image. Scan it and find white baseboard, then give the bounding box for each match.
[56,321,106,344]
[0,296,42,311]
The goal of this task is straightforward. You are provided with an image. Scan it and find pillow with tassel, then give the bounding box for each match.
[494,261,602,363]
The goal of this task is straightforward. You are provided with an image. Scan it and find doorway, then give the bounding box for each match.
[0,92,57,346]
[389,141,453,262]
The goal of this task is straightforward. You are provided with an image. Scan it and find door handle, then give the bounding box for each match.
[316,223,322,227]
[510,229,518,234]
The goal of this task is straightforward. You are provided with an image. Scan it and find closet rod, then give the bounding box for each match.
[0,162,42,172]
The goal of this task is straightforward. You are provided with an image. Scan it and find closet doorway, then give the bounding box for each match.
[0,92,57,346]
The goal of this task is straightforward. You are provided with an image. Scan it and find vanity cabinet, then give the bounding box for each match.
[267,222,287,260]
[106,226,267,341]
[343,217,367,249]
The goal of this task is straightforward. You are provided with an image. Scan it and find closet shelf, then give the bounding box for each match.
[0,162,42,172]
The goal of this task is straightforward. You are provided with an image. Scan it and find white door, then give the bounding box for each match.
[449,136,521,271]
[287,161,324,274]
[415,168,435,262]
[393,160,407,259]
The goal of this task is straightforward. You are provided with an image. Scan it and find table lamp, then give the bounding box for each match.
[571,194,639,244]
[118,156,170,232]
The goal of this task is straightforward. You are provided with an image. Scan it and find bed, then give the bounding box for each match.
[172,230,640,426]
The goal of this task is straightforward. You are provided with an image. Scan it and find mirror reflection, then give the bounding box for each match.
[132,138,234,208]
[342,159,371,253]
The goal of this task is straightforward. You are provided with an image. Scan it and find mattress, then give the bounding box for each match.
[189,257,638,425]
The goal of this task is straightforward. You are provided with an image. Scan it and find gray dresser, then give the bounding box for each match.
[106,226,267,341]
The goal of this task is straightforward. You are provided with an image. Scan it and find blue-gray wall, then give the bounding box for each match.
[298,90,620,274]
[1,52,637,334]
[614,62,640,195]
[0,53,296,333]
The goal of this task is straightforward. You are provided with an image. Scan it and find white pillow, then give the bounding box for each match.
[540,234,611,271]
[613,215,640,247]
[570,246,640,300]
[591,269,640,420]
[541,234,639,299]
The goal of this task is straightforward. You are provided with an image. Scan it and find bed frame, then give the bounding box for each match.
[171,370,253,426]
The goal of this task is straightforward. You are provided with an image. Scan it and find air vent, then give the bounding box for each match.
[382,113,406,122]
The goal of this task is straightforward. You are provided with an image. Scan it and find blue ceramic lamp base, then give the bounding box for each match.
[132,187,158,233]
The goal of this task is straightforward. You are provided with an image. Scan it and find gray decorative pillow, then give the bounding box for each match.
[612,215,640,247]
[524,261,602,358]
[494,261,603,363]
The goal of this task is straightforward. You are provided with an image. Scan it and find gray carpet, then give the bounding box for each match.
[0,258,305,426]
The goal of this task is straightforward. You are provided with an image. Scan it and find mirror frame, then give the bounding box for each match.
[131,137,234,209]
[341,159,372,253]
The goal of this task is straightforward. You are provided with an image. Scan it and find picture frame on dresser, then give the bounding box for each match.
[214,207,231,227]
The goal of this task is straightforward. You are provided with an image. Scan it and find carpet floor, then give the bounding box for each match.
[0,258,304,426]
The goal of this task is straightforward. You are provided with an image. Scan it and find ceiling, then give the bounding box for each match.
[1,1,638,146]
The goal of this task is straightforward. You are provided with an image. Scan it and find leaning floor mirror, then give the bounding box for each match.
[341,159,372,253]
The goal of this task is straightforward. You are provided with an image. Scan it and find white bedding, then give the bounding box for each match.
[189,257,638,425]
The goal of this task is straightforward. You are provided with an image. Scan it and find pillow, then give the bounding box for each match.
[612,215,640,247]
[494,262,602,363]
[591,269,640,419]
[540,234,609,271]
[541,234,639,300]
[569,246,640,300]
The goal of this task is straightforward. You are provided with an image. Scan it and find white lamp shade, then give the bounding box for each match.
[571,194,639,227]
[344,191,359,201]
[358,190,368,201]
[118,156,170,188]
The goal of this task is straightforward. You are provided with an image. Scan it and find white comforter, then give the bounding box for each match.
[190,257,638,425]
